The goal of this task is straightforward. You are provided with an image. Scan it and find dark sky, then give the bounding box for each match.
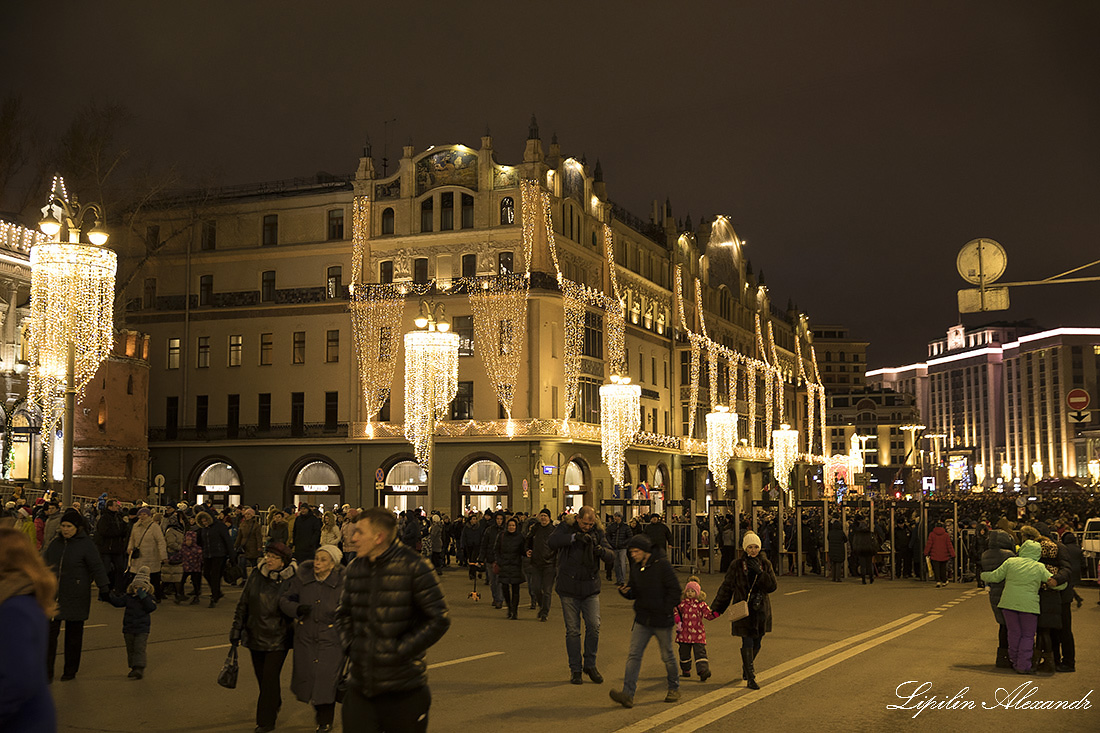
[4,1,1099,368]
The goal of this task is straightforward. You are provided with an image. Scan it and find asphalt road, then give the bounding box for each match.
[50,566,1098,732]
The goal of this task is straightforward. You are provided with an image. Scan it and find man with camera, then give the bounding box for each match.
[548,505,615,685]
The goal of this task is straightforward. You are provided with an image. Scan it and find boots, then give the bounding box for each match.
[680,662,691,678]
[995,647,1013,669]
[697,659,711,682]
[741,648,759,689]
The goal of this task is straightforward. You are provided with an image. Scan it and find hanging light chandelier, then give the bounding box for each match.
[600,374,640,490]
[706,406,737,496]
[404,300,459,470]
[772,423,799,491]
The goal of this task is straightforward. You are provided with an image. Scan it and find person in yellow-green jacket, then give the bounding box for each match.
[980,539,1062,675]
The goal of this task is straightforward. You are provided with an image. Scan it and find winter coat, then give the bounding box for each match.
[827,524,848,562]
[526,522,557,568]
[606,520,634,550]
[711,553,778,638]
[924,526,956,562]
[127,520,167,574]
[620,552,680,628]
[41,513,63,551]
[95,510,129,555]
[460,521,484,558]
[198,518,232,559]
[1060,533,1084,587]
[494,529,526,584]
[178,532,203,573]
[320,523,341,549]
[428,522,444,554]
[0,594,55,733]
[850,523,877,556]
[675,597,719,644]
[267,519,289,546]
[279,561,345,706]
[479,520,504,563]
[292,513,323,559]
[548,515,614,598]
[980,530,1016,624]
[235,517,263,560]
[1037,541,1070,630]
[231,561,297,652]
[334,539,450,697]
[341,520,357,550]
[43,529,110,621]
[161,526,185,584]
[980,540,1052,615]
[107,590,157,635]
[643,521,673,551]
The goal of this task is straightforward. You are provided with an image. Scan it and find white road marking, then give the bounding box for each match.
[84,624,107,629]
[613,614,924,733]
[428,651,504,669]
[784,590,809,596]
[664,614,942,732]
[196,643,232,650]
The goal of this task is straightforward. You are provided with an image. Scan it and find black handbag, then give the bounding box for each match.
[217,646,239,689]
[334,657,351,703]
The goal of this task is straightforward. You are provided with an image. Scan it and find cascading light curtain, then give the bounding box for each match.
[403,329,459,469]
[706,410,738,496]
[600,380,640,488]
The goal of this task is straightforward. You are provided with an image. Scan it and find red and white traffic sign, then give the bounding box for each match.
[1067,389,1090,411]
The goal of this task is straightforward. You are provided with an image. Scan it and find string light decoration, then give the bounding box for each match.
[468,274,529,422]
[824,453,850,494]
[350,283,405,433]
[600,375,640,489]
[403,302,459,469]
[351,195,370,286]
[688,337,701,438]
[772,423,799,491]
[707,407,737,496]
[27,176,116,466]
[603,224,626,374]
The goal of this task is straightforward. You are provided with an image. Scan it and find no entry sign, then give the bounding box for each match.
[1067,388,1090,411]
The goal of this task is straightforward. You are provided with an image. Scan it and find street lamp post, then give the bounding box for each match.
[29,176,116,509]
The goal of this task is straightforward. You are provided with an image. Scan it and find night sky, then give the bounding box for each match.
[4,1,1098,368]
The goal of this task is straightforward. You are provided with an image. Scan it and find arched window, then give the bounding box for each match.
[500,197,514,225]
[294,460,342,492]
[381,207,395,235]
[461,194,474,229]
[420,197,433,233]
[197,461,241,492]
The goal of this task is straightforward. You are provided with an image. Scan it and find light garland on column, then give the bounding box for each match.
[404,321,459,470]
[351,195,370,286]
[772,423,799,492]
[600,375,640,489]
[688,336,701,438]
[603,224,625,374]
[350,283,405,435]
[468,273,529,422]
[707,407,737,496]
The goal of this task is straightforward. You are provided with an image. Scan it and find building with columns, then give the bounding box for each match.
[120,121,828,517]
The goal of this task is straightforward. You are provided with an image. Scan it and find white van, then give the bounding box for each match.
[1082,517,1100,582]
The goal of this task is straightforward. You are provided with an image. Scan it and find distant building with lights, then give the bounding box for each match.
[119,121,827,516]
[868,322,1100,487]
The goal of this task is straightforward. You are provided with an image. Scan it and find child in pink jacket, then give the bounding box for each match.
[674,580,719,681]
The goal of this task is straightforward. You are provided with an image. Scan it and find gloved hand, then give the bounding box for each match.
[229,629,241,646]
[98,589,111,602]
[136,588,148,599]
[746,555,762,572]
[296,604,312,619]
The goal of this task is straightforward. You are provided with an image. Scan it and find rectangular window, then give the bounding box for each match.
[452,381,473,420]
[167,338,181,370]
[420,198,433,232]
[293,332,306,364]
[199,275,213,306]
[327,266,342,299]
[145,225,160,249]
[327,209,344,240]
[326,329,340,363]
[380,261,394,284]
[262,214,278,246]
[228,335,242,367]
[258,393,271,431]
[638,351,644,382]
[379,395,391,422]
[197,336,210,368]
[201,220,216,250]
[166,396,178,439]
[461,194,474,229]
[575,377,601,424]
[652,357,657,385]
[261,270,276,302]
[259,333,273,365]
[325,391,338,430]
[455,315,474,356]
[196,395,208,432]
[227,394,240,438]
[413,258,428,284]
[499,251,514,275]
[291,392,305,436]
[462,253,477,277]
[582,311,603,359]
[144,278,157,309]
[440,192,454,231]
[379,326,393,362]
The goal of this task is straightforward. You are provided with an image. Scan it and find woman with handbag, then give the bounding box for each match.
[279,544,345,733]
[710,531,778,690]
[127,508,167,599]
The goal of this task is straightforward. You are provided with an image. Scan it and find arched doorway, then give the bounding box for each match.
[195,460,242,512]
[459,458,509,515]
[383,461,427,514]
[8,406,42,483]
[289,458,343,512]
[563,459,588,512]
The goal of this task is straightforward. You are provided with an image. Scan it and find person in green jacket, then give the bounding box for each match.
[980,540,1061,675]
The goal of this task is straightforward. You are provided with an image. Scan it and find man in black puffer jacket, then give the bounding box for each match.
[980,529,1016,668]
[336,508,449,732]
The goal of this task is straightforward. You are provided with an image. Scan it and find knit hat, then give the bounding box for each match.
[431,514,440,523]
[742,531,762,550]
[137,507,151,518]
[317,544,343,564]
[685,580,702,596]
[60,508,84,529]
[129,565,153,594]
[539,508,552,518]
[265,541,293,564]
[627,534,653,552]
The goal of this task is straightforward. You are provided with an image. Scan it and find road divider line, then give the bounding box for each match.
[428,651,504,669]
[784,590,809,596]
[196,643,231,650]
[664,614,942,733]
[613,613,924,733]
[84,624,107,629]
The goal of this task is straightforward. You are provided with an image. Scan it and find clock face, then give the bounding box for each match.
[947,326,966,351]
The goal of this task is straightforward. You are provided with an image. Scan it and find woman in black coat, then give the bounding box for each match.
[710,531,778,690]
[826,520,847,582]
[850,520,877,584]
[42,509,110,681]
[494,516,527,619]
[230,542,297,733]
[980,529,1016,667]
[196,511,233,607]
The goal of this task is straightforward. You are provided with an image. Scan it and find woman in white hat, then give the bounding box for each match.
[710,530,778,690]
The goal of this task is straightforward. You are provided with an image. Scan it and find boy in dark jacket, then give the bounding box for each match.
[107,565,157,679]
[609,534,682,708]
